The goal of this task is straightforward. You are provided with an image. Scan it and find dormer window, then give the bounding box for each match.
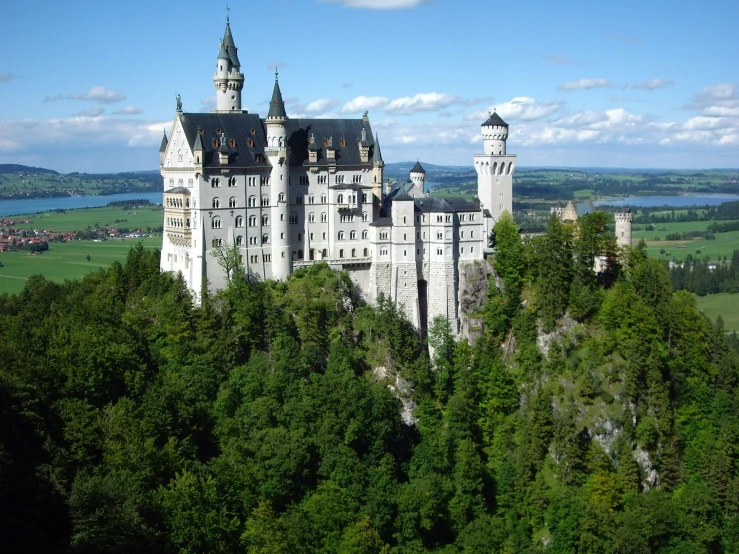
[212,138,220,148]
[340,138,347,147]
[230,138,237,148]
[248,138,254,148]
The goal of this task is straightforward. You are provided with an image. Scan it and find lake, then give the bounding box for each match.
[0,192,163,217]
[595,194,739,208]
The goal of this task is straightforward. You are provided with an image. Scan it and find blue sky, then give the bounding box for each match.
[1,0,737,173]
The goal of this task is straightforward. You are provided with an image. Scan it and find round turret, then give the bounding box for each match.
[410,160,426,194]
[212,19,244,112]
[481,111,508,155]
[615,209,632,249]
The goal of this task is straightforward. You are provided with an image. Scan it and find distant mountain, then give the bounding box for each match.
[0,164,59,175]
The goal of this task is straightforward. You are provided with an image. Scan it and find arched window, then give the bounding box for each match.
[261,196,269,207]
[296,195,303,205]
[308,195,314,204]
[363,248,368,256]
[339,249,344,258]
[212,198,220,209]
[297,249,304,259]
[338,231,345,240]
[249,215,257,227]
[262,215,269,226]
[235,215,244,227]
[309,249,316,260]
[212,238,223,247]
[349,230,356,240]
[211,178,220,188]
[308,213,315,223]
[211,217,222,229]
[321,194,327,204]
[362,230,368,239]
[322,249,328,258]
[248,196,256,207]
[337,194,344,204]
[321,212,328,223]
[278,193,285,202]
[351,248,356,257]
[229,197,237,208]
[262,234,269,244]
[235,235,243,246]
[362,212,368,222]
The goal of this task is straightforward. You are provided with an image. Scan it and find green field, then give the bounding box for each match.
[7,205,164,233]
[0,238,161,295]
[694,292,739,333]
[631,220,739,262]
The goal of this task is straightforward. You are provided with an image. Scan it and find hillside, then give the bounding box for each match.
[1,212,738,552]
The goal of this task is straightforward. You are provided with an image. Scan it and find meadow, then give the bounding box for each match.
[0,238,161,295]
[694,292,739,333]
[0,170,160,199]
[7,205,164,232]
[632,220,739,262]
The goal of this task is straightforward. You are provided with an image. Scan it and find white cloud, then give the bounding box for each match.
[113,106,144,115]
[0,73,21,83]
[341,95,390,113]
[384,93,460,115]
[686,83,739,116]
[318,0,428,9]
[467,97,564,122]
[632,78,675,90]
[543,55,578,65]
[74,106,105,117]
[303,98,341,113]
[201,95,217,110]
[0,116,171,153]
[69,86,126,103]
[558,78,612,91]
[44,86,126,103]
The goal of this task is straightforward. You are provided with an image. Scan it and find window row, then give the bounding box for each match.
[166,218,190,228]
[165,197,190,208]
[336,230,368,240]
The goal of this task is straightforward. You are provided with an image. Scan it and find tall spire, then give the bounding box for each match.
[374,133,383,163]
[159,130,168,153]
[221,16,240,68]
[267,71,287,119]
[213,15,244,112]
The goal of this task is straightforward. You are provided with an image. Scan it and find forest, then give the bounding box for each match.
[1,212,738,553]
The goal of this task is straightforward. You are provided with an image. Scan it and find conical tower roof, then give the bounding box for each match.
[411,160,425,174]
[159,130,168,153]
[221,19,240,67]
[268,72,287,119]
[373,133,383,163]
[193,127,203,151]
[482,111,508,127]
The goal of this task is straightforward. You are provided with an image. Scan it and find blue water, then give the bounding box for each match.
[595,194,739,208]
[0,192,163,217]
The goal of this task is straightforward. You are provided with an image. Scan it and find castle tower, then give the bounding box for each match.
[372,133,384,203]
[474,111,516,252]
[410,160,426,195]
[615,209,632,250]
[266,71,291,279]
[213,17,244,113]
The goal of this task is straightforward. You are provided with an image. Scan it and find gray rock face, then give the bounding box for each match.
[458,260,493,343]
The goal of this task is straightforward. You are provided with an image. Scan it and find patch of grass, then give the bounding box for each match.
[0,238,161,295]
[643,230,739,263]
[8,206,163,233]
[694,292,739,333]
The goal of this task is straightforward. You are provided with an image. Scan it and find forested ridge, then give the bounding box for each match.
[1,212,738,553]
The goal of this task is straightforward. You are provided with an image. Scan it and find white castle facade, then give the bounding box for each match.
[159,20,515,334]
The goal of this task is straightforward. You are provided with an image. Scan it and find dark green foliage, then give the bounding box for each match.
[1,232,738,553]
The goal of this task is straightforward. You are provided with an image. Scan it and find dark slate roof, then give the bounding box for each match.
[385,181,415,203]
[267,78,287,119]
[222,21,240,67]
[374,133,383,163]
[410,160,425,174]
[179,112,271,170]
[414,197,478,213]
[285,118,379,167]
[159,131,168,153]
[369,217,392,227]
[165,187,191,194]
[193,127,203,151]
[482,111,508,128]
[179,112,381,170]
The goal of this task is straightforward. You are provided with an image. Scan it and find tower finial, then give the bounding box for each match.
[275,66,279,81]
[226,5,230,23]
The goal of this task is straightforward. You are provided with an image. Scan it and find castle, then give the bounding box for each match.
[159,19,514,334]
